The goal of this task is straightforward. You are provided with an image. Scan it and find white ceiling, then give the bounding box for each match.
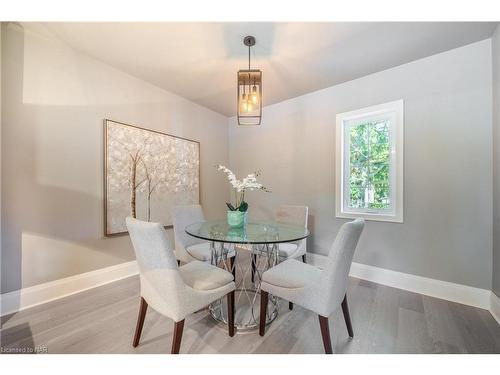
[44,22,497,116]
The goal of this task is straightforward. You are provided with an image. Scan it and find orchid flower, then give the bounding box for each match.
[217,165,269,211]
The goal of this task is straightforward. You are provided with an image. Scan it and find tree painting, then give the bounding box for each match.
[129,150,146,218]
[105,120,199,235]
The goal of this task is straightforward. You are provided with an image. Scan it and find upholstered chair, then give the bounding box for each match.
[173,205,236,272]
[126,217,236,354]
[252,205,308,310]
[275,205,309,262]
[259,219,365,354]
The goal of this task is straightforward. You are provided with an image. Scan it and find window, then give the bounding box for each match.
[335,100,404,223]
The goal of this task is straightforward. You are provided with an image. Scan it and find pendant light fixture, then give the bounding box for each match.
[237,36,262,125]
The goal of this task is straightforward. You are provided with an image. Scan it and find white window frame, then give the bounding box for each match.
[335,100,404,223]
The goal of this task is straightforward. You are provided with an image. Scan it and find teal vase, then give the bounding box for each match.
[227,210,247,228]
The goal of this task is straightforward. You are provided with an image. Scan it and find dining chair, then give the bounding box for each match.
[126,217,236,354]
[173,205,236,275]
[274,205,309,262]
[252,205,308,310]
[258,218,365,354]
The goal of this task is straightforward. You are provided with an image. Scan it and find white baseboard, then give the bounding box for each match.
[349,262,491,310]
[490,292,500,325]
[1,258,497,326]
[0,260,138,317]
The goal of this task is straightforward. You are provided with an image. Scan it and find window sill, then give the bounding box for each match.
[336,211,403,223]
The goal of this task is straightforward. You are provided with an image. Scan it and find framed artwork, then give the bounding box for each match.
[104,119,200,236]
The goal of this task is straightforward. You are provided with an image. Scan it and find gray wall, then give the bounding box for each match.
[1,23,496,296]
[1,23,229,294]
[0,23,2,291]
[229,40,493,289]
[0,22,3,291]
[493,25,500,298]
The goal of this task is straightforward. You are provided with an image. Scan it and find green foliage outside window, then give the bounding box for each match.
[348,120,391,209]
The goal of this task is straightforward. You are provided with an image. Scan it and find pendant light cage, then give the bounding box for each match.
[237,36,262,126]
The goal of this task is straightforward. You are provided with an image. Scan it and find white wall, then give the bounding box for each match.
[1,23,229,294]
[229,40,493,290]
[493,25,500,298]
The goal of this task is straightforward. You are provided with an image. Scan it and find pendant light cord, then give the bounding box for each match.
[248,45,251,88]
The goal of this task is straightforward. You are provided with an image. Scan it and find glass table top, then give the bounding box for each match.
[185,220,310,244]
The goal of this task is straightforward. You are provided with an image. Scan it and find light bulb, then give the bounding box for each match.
[251,86,258,104]
[247,101,253,112]
[240,100,248,113]
[240,93,248,112]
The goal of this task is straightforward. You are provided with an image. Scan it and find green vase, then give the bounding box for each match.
[227,226,246,242]
[227,210,247,228]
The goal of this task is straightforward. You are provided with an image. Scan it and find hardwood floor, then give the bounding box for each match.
[1,275,499,354]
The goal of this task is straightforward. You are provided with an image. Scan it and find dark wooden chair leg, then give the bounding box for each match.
[251,254,256,283]
[302,254,307,263]
[318,315,333,354]
[289,301,294,310]
[341,294,354,338]
[171,319,185,354]
[228,256,236,280]
[132,297,148,347]
[259,290,268,336]
[227,290,235,337]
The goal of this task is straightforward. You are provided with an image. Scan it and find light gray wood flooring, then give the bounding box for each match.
[1,274,499,354]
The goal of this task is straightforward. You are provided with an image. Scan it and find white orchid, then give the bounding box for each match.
[217,165,269,211]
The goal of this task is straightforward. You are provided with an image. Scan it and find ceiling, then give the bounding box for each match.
[43,22,498,116]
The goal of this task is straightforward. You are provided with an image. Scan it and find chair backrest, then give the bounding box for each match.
[126,217,188,320]
[275,205,309,255]
[275,205,308,228]
[126,217,178,273]
[320,219,364,315]
[173,205,206,250]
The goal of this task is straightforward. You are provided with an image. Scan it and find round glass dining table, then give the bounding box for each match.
[185,220,310,332]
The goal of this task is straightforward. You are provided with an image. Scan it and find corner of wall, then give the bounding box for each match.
[492,23,500,297]
[1,22,3,283]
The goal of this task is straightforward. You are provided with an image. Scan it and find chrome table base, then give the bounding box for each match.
[209,242,279,332]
